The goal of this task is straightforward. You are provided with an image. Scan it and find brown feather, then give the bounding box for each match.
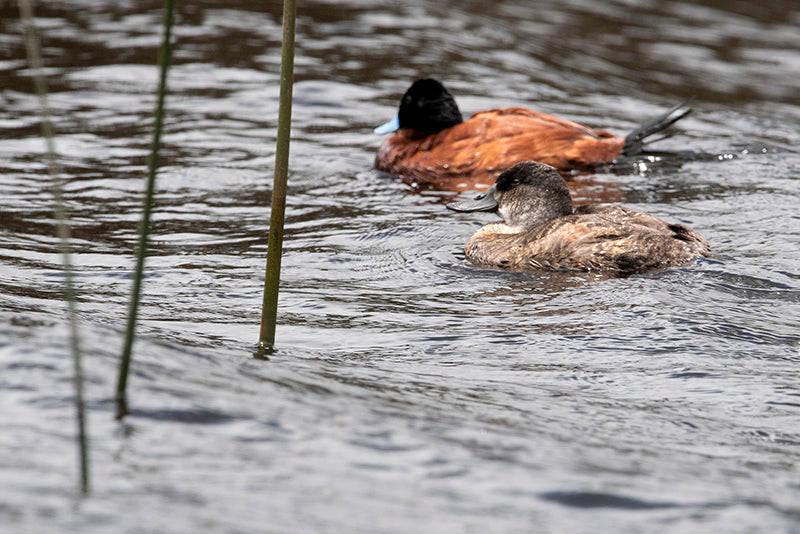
[375,108,626,187]
[464,205,711,275]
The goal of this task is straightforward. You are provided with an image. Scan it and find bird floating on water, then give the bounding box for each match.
[375,79,691,189]
[447,161,711,276]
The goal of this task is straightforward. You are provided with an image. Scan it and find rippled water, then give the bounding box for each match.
[2,0,800,532]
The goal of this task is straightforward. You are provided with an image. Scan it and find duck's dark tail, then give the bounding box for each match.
[622,102,692,156]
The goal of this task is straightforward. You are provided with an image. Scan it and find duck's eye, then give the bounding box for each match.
[511,178,521,187]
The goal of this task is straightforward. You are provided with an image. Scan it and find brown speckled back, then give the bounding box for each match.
[465,205,711,275]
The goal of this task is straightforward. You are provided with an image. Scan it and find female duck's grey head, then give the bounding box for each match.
[374,79,463,135]
[447,162,573,230]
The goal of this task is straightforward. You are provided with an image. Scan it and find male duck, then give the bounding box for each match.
[447,161,711,275]
[375,79,690,188]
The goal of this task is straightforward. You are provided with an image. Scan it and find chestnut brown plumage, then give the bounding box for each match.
[375,79,690,189]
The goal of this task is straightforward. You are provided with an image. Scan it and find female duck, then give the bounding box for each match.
[375,79,690,187]
[447,161,711,275]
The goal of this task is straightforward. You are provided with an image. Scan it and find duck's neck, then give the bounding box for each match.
[498,195,573,232]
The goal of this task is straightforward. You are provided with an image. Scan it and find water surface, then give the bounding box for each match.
[1,0,799,532]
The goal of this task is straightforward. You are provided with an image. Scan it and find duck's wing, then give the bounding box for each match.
[465,109,626,170]
[472,108,611,139]
[468,206,710,274]
[375,107,631,187]
[532,206,711,273]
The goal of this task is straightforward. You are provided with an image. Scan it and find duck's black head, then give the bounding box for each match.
[447,162,574,230]
[397,79,463,135]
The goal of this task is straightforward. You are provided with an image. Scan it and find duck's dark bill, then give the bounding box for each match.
[446,185,498,212]
[374,115,400,134]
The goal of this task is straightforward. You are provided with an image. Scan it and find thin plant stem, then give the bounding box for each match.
[17,0,89,496]
[259,0,297,350]
[116,0,176,419]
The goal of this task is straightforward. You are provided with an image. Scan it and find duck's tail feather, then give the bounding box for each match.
[622,101,692,156]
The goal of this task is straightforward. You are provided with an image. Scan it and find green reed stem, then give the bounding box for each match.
[116,0,175,419]
[259,0,297,350]
[17,0,89,496]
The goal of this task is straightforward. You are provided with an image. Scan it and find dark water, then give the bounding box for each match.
[2,0,800,532]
